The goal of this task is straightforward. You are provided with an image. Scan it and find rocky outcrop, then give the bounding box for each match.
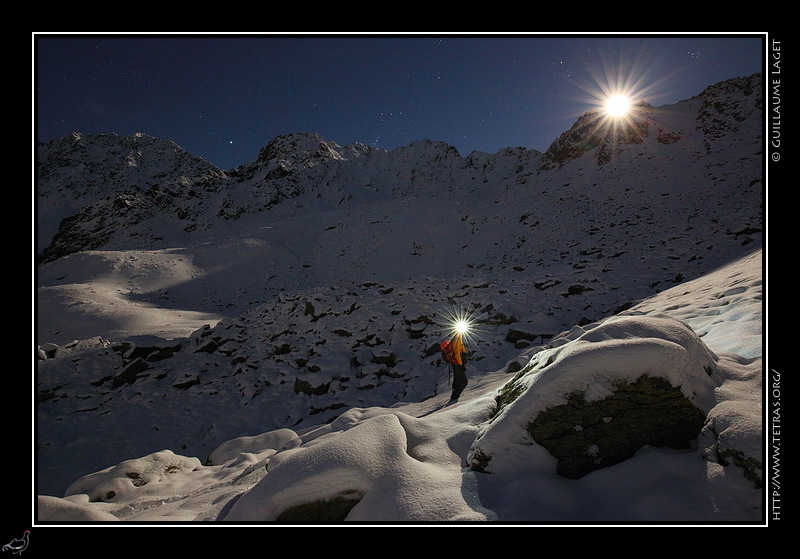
[469,315,722,479]
[695,73,763,150]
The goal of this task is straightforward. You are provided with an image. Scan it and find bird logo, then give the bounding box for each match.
[2,531,29,555]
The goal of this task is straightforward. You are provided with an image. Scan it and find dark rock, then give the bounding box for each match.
[294,377,331,396]
[146,344,182,362]
[528,375,706,479]
[173,375,201,390]
[276,489,363,522]
[194,339,219,354]
[563,284,594,297]
[505,329,544,345]
[111,358,150,388]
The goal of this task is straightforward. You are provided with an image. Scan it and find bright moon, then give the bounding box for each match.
[605,94,631,117]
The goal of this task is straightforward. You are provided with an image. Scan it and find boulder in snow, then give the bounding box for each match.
[469,314,719,479]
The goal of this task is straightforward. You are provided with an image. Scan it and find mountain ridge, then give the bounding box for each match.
[37,73,761,263]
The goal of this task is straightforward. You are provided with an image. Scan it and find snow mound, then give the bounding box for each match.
[223,405,497,522]
[37,495,119,522]
[207,429,301,465]
[63,450,204,505]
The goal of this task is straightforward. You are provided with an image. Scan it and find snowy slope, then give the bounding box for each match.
[35,74,764,523]
[36,250,763,523]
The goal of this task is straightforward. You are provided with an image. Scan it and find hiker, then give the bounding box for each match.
[440,332,467,401]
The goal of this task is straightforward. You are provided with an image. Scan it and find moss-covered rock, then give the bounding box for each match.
[468,315,720,479]
[718,448,762,488]
[528,375,706,479]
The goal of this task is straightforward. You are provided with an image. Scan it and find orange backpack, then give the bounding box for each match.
[440,340,457,364]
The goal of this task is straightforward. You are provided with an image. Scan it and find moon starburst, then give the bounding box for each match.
[605,93,632,117]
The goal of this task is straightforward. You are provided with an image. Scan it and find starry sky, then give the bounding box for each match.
[34,33,765,170]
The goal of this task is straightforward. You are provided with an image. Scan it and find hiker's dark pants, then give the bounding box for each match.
[450,364,467,401]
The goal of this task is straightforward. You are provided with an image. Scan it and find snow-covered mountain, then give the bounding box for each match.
[35,73,764,524]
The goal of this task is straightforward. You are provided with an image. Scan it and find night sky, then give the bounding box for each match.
[34,33,765,170]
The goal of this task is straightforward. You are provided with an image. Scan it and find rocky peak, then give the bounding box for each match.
[252,132,346,168]
[37,132,224,202]
[694,73,763,146]
[391,138,462,163]
[539,100,653,170]
[226,132,351,188]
